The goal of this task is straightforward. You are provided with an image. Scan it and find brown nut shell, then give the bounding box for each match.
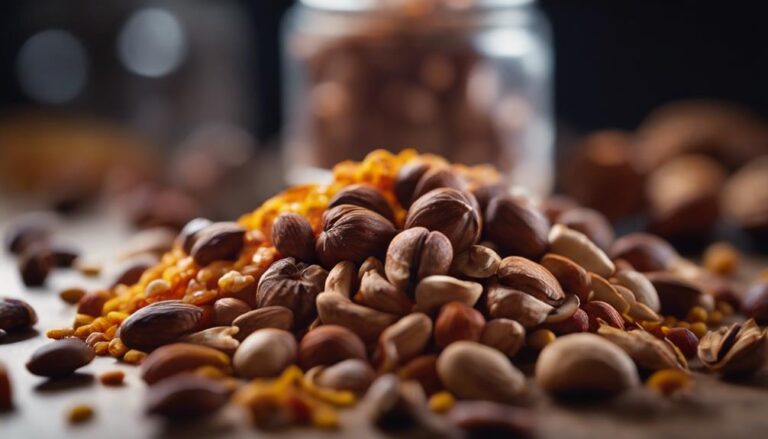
[329,184,395,223]
[271,213,316,262]
[255,258,327,328]
[385,227,453,293]
[405,188,481,253]
[140,343,231,385]
[316,205,397,267]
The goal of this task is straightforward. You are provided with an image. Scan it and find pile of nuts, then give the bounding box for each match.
[6,149,768,434]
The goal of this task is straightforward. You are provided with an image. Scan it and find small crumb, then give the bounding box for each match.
[59,288,86,305]
[68,404,94,424]
[75,259,102,277]
[99,370,125,387]
[703,242,740,276]
[646,369,691,396]
[428,391,455,413]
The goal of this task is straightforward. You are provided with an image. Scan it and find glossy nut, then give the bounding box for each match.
[120,301,203,351]
[540,253,591,300]
[140,343,231,385]
[485,282,553,329]
[255,258,327,327]
[232,306,294,341]
[271,213,316,261]
[233,328,297,379]
[328,184,395,223]
[0,297,38,333]
[404,188,481,253]
[582,301,624,332]
[497,256,565,305]
[190,222,246,266]
[385,227,453,292]
[414,275,483,314]
[609,233,679,272]
[316,205,397,267]
[548,224,615,278]
[213,298,251,326]
[484,194,550,259]
[665,327,699,359]
[26,339,95,378]
[146,374,229,419]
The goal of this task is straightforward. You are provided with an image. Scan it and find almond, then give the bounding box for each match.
[298,325,367,370]
[120,301,203,351]
[141,343,231,385]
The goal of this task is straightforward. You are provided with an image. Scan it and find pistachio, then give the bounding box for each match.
[698,320,768,375]
[181,326,240,355]
[395,160,431,208]
[590,273,630,315]
[414,275,483,313]
[26,339,95,378]
[308,359,376,394]
[255,257,327,327]
[399,355,441,396]
[146,373,229,419]
[234,328,297,378]
[452,245,501,279]
[120,301,203,351]
[644,272,704,318]
[446,401,534,438]
[325,260,357,297]
[437,341,526,403]
[434,302,485,349]
[597,323,688,371]
[497,256,565,305]
[316,292,399,343]
[542,308,589,335]
[316,205,397,267]
[213,297,251,326]
[611,269,661,312]
[328,184,395,223]
[358,270,413,315]
[609,233,679,272]
[232,306,294,341]
[177,217,212,254]
[540,253,591,300]
[535,333,640,397]
[0,297,38,333]
[404,188,481,253]
[298,325,367,370]
[375,313,433,372]
[480,318,526,357]
[385,227,453,292]
[271,213,316,261]
[548,224,615,278]
[140,342,231,385]
[486,282,554,328]
[190,222,246,266]
[484,194,550,259]
[556,207,615,251]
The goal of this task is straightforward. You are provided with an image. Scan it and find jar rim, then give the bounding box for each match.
[299,0,535,12]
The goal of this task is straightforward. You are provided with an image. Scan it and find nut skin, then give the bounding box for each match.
[395,161,431,208]
[405,188,481,254]
[271,213,316,262]
[385,227,453,293]
[316,205,397,268]
[582,301,624,332]
[140,343,231,385]
[26,339,95,378]
[233,328,297,379]
[742,282,768,324]
[556,207,615,252]
[328,184,395,223]
[146,373,229,419]
[190,222,246,266]
[298,325,367,370]
[665,328,699,359]
[480,318,526,357]
[497,256,565,305]
[609,233,679,272]
[0,297,38,333]
[120,301,204,351]
[255,258,328,328]
[434,302,485,349]
[484,194,550,259]
[540,254,591,300]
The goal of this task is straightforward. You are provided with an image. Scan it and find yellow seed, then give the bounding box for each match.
[708,310,723,326]
[675,321,691,330]
[93,342,110,356]
[123,349,147,364]
[218,270,255,294]
[717,301,734,317]
[106,311,129,324]
[73,314,95,329]
[686,306,707,323]
[646,369,691,396]
[99,370,125,386]
[640,320,661,332]
[527,329,556,351]
[690,322,708,339]
[108,338,128,358]
[703,242,739,276]
[660,326,670,336]
[145,279,170,297]
[59,288,86,305]
[46,328,74,340]
[104,325,118,339]
[195,365,228,380]
[74,324,95,338]
[68,404,94,424]
[663,316,677,327]
[428,391,456,413]
[312,404,340,429]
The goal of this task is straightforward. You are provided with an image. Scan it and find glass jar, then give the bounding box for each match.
[282,0,553,195]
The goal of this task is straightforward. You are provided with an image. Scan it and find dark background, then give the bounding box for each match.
[2,0,768,143]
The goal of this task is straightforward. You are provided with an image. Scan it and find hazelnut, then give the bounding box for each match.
[385,227,453,293]
[255,258,327,328]
[298,325,367,370]
[271,213,316,261]
[405,188,481,253]
[556,207,614,251]
[411,167,466,203]
[484,194,549,259]
[328,184,395,223]
[395,160,431,208]
[316,205,397,268]
[0,297,38,333]
[434,302,485,348]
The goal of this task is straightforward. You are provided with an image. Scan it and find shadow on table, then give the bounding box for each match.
[0,328,39,344]
[34,372,94,393]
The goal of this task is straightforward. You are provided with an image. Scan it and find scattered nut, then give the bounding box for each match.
[190,222,246,266]
[398,355,441,396]
[645,368,692,396]
[542,308,589,335]
[146,373,229,419]
[177,217,213,254]
[316,292,399,343]
[234,328,297,379]
[18,244,53,286]
[556,207,615,251]
[446,401,534,438]
[68,404,94,424]
[76,291,113,317]
[141,342,231,385]
[582,301,624,332]
[26,339,95,378]
[99,370,125,386]
[665,327,699,359]
[59,288,87,305]
[611,269,661,312]
[395,161,431,208]
[0,297,38,333]
[357,270,413,315]
[645,272,705,318]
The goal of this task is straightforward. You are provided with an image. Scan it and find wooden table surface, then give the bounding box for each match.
[2,206,768,439]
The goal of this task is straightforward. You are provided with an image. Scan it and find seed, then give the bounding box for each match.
[68,404,94,424]
[645,369,691,396]
[59,288,86,305]
[26,339,95,377]
[428,391,455,413]
[527,329,556,351]
[99,370,125,386]
[46,328,74,340]
[218,270,255,294]
[689,322,708,339]
[686,306,708,323]
[108,338,128,358]
[123,350,147,364]
[702,242,739,276]
[18,245,53,286]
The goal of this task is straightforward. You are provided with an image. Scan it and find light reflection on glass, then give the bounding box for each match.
[118,8,187,78]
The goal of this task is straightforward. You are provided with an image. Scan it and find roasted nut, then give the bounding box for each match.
[376,313,433,372]
[414,275,483,313]
[609,233,679,272]
[234,328,297,378]
[742,282,768,324]
[181,326,240,354]
[434,302,485,348]
[486,282,553,328]
[540,253,591,300]
[325,261,357,297]
[177,217,213,254]
[232,306,294,340]
[190,222,246,266]
[385,227,453,292]
[329,184,395,223]
[542,308,589,335]
[556,207,615,251]
[497,256,565,305]
[484,194,550,259]
[590,273,629,315]
[309,359,376,394]
[316,205,397,267]
[357,270,413,315]
[120,301,204,351]
[298,325,367,370]
[395,160,431,208]
[535,333,640,397]
[437,341,526,403]
[452,245,501,279]
[141,343,231,385]
[480,318,526,357]
[611,269,661,312]
[358,257,385,283]
[26,339,95,377]
[404,188,481,253]
[665,327,699,359]
[255,258,327,327]
[698,320,768,375]
[77,291,113,317]
[412,167,467,205]
[99,370,125,386]
[582,301,624,332]
[111,255,157,288]
[644,272,704,318]
[548,224,615,278]
[398,355,441,395]
[316,292,399,343]
[544,294,581,323]
[597,323,688,371]
[271,213,316,261]
[146,373,229,419]
[0,297,37,333]
[67,404,94,424]
[213,297,251,326]
[18,244,53,287]
[1,362,12,411]
[447,401,534,438]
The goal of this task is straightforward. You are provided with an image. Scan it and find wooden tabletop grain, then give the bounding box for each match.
[2,206,768,439]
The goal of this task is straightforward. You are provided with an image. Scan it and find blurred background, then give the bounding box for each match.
[1,0,767,251]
